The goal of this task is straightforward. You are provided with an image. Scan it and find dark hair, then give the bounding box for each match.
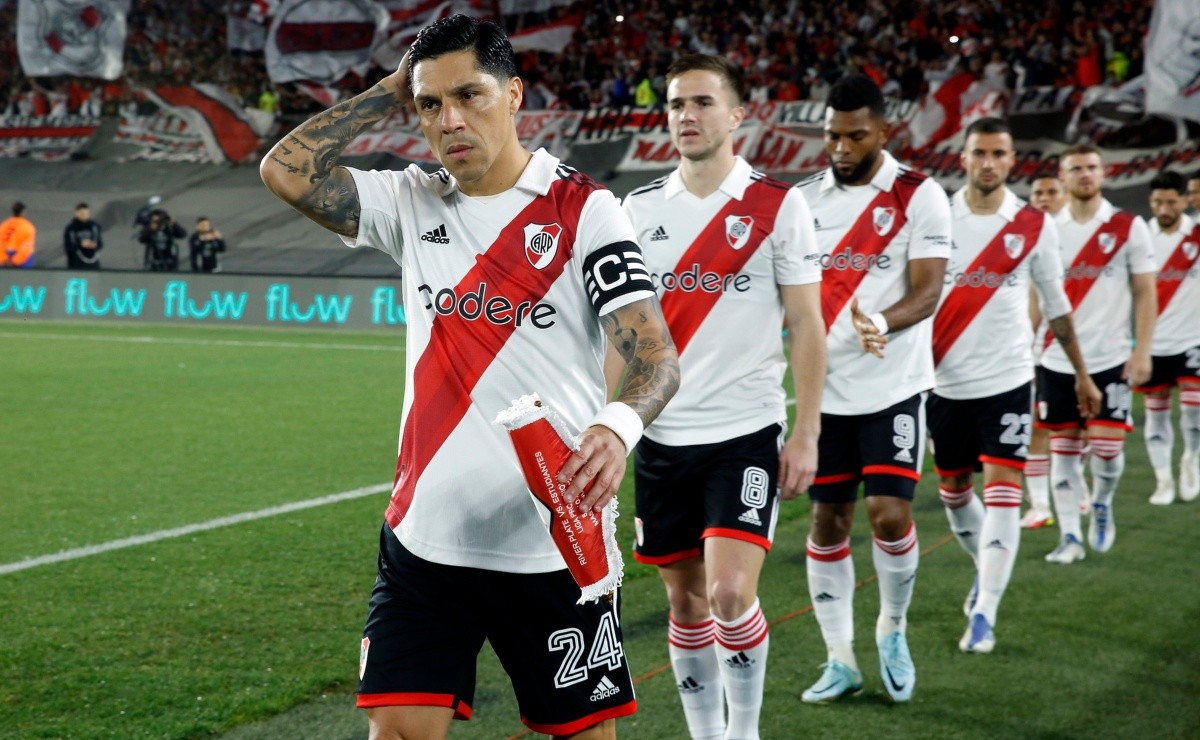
[196,216,209,223]
[12,201,25,216]
[964,117,1011,139]
[75,202,88,210]
[827,74,886,119]
[1060,143,1100,160]
[408,14,516,93]
[666,53,746,103]
[1149,170,1187,194]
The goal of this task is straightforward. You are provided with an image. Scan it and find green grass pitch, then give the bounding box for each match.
[1,320,1197,739]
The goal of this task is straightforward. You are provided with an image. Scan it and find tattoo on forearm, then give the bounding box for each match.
[602,300,680,425]
[1049,315,1075,347]
[266,84,397,235]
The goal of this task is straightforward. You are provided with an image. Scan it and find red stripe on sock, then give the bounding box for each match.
[874,522,917,555]
[806,538,851,562]
[983,483,1024,507]
[714,608,768,650]
[1025,455,1050,476]
[939,487,975,508]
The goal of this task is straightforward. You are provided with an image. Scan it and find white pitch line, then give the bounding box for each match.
[0,483,391,576]
[0,330,403,352]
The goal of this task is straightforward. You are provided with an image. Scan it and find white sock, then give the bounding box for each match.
[1144,395,1174,482]
[1050,436,1086,540]
[873,522,919,640]
[668,615,725,740]
[1181,391,1200,454]
[1025,454,1051,510]
[1089,437,1125,507]
[806,538,857,670]
[713,599,769,740]
[975,483,1022,624]
[940,485,982,562]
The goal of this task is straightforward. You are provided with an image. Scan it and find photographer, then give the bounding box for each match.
[139,209,185,271]
[63,203,104,269]
[188,217,226,273]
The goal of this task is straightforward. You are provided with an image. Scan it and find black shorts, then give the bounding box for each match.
[927,384,1031,476]
[357,526,636,734]
[633,422,784,565]
[1035,364,1131,432]
[1133,346,1200,393]
[809,393,926,504]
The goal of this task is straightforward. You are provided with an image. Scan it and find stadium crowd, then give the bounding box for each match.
[0,0,1155,118]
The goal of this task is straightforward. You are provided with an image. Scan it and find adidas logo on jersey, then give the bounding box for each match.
[650,225,669,241]
[677,676,704,694]
[738,508,762,525]
[724,651,755,669]
[420,224,450,244]
[893,447,913,463]
[590,676,621,702]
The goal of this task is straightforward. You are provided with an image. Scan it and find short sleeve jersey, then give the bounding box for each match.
[1041,199,1156,374]
[933,188,1069,399]
[622,156,821,446]
[342,149,656,572]
[795,150,952,416]
[1149,214,1200,355]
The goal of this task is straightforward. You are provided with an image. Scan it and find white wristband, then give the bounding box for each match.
[868,312,889,335]
[588,402,644,454]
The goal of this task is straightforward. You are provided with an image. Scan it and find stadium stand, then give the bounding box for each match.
[0,0,1186,276]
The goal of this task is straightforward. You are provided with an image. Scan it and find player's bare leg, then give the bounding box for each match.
[705,537,769,739]
[1144,389,1176,504]
[367,706,454,740]
[865,495,918,701]
[660,557,724,740]
[1084,425,1126,552]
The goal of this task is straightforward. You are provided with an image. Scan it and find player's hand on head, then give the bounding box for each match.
[778,433,817,500]
[850,296,887,358]
[383,50,414,106]
[558,425,628,514]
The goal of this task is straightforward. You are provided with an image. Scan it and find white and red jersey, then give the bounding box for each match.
[933,188,1070,400]
[1149,214,1200,355]
[1040,199,1156,374]
[622,156,821,446]
[795,150,952,416]
[342,149,656,572]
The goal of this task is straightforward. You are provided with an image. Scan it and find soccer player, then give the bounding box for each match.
[1136,171,1200,505]
[1022,174,1070,529]
[794,74,951,703]
[1188,173,1200,215]
[930,118,1100,653]
[1029,176,1067,216]
[260,16,681,740]
[1038,144,1157,563]
[621,54,825,739]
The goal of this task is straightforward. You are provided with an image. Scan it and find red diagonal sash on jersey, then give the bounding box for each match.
[819,178,922,331]
[933,206,1043,366]
[385,181,587,528]
[657,180,789,353]
[1155,233,1200,316]
[1043,210,1135,350]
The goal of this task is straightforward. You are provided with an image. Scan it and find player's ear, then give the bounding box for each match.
[508,76,523,116]
[729,103,745,131]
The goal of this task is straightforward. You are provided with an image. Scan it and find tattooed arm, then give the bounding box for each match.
[1048,312,1101,418]
[560,296,680,513]
[259,54,412,237]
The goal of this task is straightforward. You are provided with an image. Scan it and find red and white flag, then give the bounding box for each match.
[509,13,580,53]
[293,80,344,108]
[16,0,129,80]
[1145,0,1200,122]
[265,0,390,84]
[141,83,264,163]
[371,0,458,71]
[908,71,975,150]
[227,0,278,52]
